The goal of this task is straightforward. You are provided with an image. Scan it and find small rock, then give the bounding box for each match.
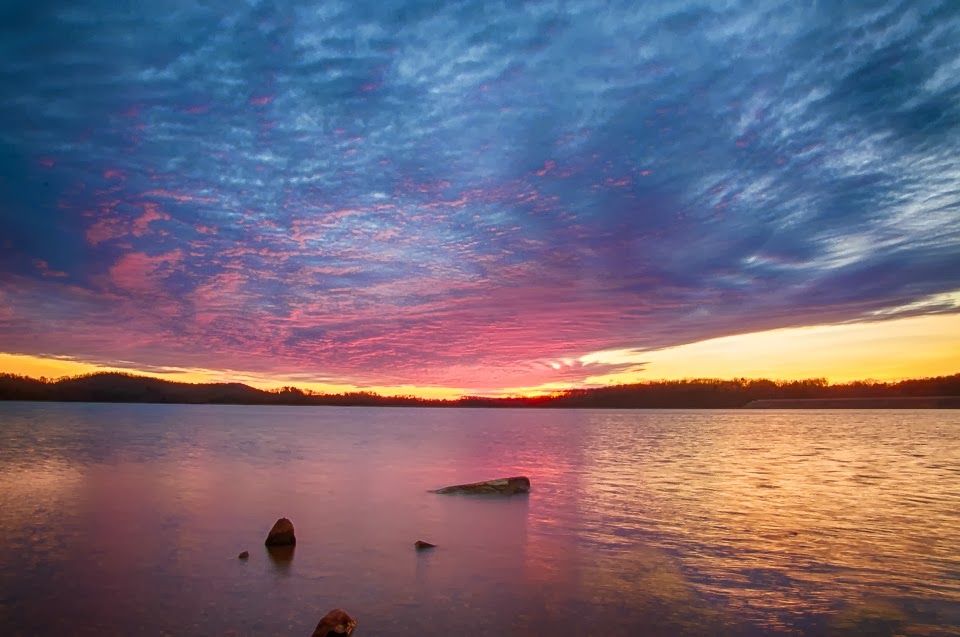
[430,476,531,495]
[310,608,357,637]
[265,517,296,546]
[238,551,249,559]
[414,540,436,550]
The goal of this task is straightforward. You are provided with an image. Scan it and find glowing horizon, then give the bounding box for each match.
[4,312,958,399]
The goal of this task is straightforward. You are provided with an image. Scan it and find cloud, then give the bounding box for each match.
[108,249,182,294]
[0,0,958,389]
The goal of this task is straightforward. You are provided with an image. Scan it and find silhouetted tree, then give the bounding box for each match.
[1,371,958,408]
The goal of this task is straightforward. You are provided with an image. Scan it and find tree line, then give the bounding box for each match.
[0,371,958,408]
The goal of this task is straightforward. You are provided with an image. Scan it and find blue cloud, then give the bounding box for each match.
[1,0,958,387]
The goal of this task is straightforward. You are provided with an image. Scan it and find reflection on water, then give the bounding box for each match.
[266,545,296,574]
[0,404,958,636]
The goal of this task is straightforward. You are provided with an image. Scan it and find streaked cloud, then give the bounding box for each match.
[1,1,958,393]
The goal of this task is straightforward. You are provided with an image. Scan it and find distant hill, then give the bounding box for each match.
[0,373,270,404]
[55,373,269,404]
[0,372,430,407]
[1,371,958,408]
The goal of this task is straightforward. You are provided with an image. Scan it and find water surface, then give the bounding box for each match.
[1,404,958,636]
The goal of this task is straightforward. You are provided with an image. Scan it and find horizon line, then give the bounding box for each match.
[4,369,959,402]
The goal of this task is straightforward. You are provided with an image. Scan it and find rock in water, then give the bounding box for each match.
[414,540,436,550]
[238,551,249,559]
[266,544,295,570]
[310,608,357,636]
[264,517,296,546]
[430,476,531,495]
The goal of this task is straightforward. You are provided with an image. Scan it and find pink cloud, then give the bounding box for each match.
[371,229,400,242]
[190,271,248,324]
[33,260,69,278]
[534,160,556,177]
[108,249,182,293]
[86,212,127,245]
[131,204,170,237]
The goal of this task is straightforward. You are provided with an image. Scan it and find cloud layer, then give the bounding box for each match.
[1,0,959,390]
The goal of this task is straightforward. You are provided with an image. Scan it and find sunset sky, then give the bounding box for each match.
[1,1,958,397]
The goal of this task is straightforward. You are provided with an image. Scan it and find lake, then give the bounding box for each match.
[0,404,958,636]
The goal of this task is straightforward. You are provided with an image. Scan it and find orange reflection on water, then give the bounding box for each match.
[569,410,960,635]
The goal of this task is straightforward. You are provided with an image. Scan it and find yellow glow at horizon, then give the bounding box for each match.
[0,354,102,381]
[1,312,958,399]
[580,313,960,386]
[0,354,234,386]
[0,353,467,400]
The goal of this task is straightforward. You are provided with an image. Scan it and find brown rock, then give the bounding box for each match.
[414,540,436,550]
[264,517,296,546]
[238,551,249,559]
[310,608,357,637]
[430,476,531,495]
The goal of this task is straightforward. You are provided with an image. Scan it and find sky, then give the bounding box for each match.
[1,0,959,397]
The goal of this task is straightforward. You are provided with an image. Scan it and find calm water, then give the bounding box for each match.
[0,404,958,637]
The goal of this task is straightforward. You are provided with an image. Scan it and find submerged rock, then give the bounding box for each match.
[238,550,249,559]
[430,476,531,495]
[310,608,357,636]
[264,517,296,546]
[414,540,436,550]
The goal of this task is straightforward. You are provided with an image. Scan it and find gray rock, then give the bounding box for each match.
[430,476,531,495]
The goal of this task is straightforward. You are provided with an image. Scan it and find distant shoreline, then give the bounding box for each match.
[3,399,960,410]
[2,371,959,409]
[745,396,960,409]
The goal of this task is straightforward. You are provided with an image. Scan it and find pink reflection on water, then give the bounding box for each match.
[0,406,958,636]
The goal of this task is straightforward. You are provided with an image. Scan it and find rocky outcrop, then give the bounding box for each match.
[238,550,249,559]
[310,608,357,636]
[414,540,436,550]
[264,517,296,546]
[430,476,531,495]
